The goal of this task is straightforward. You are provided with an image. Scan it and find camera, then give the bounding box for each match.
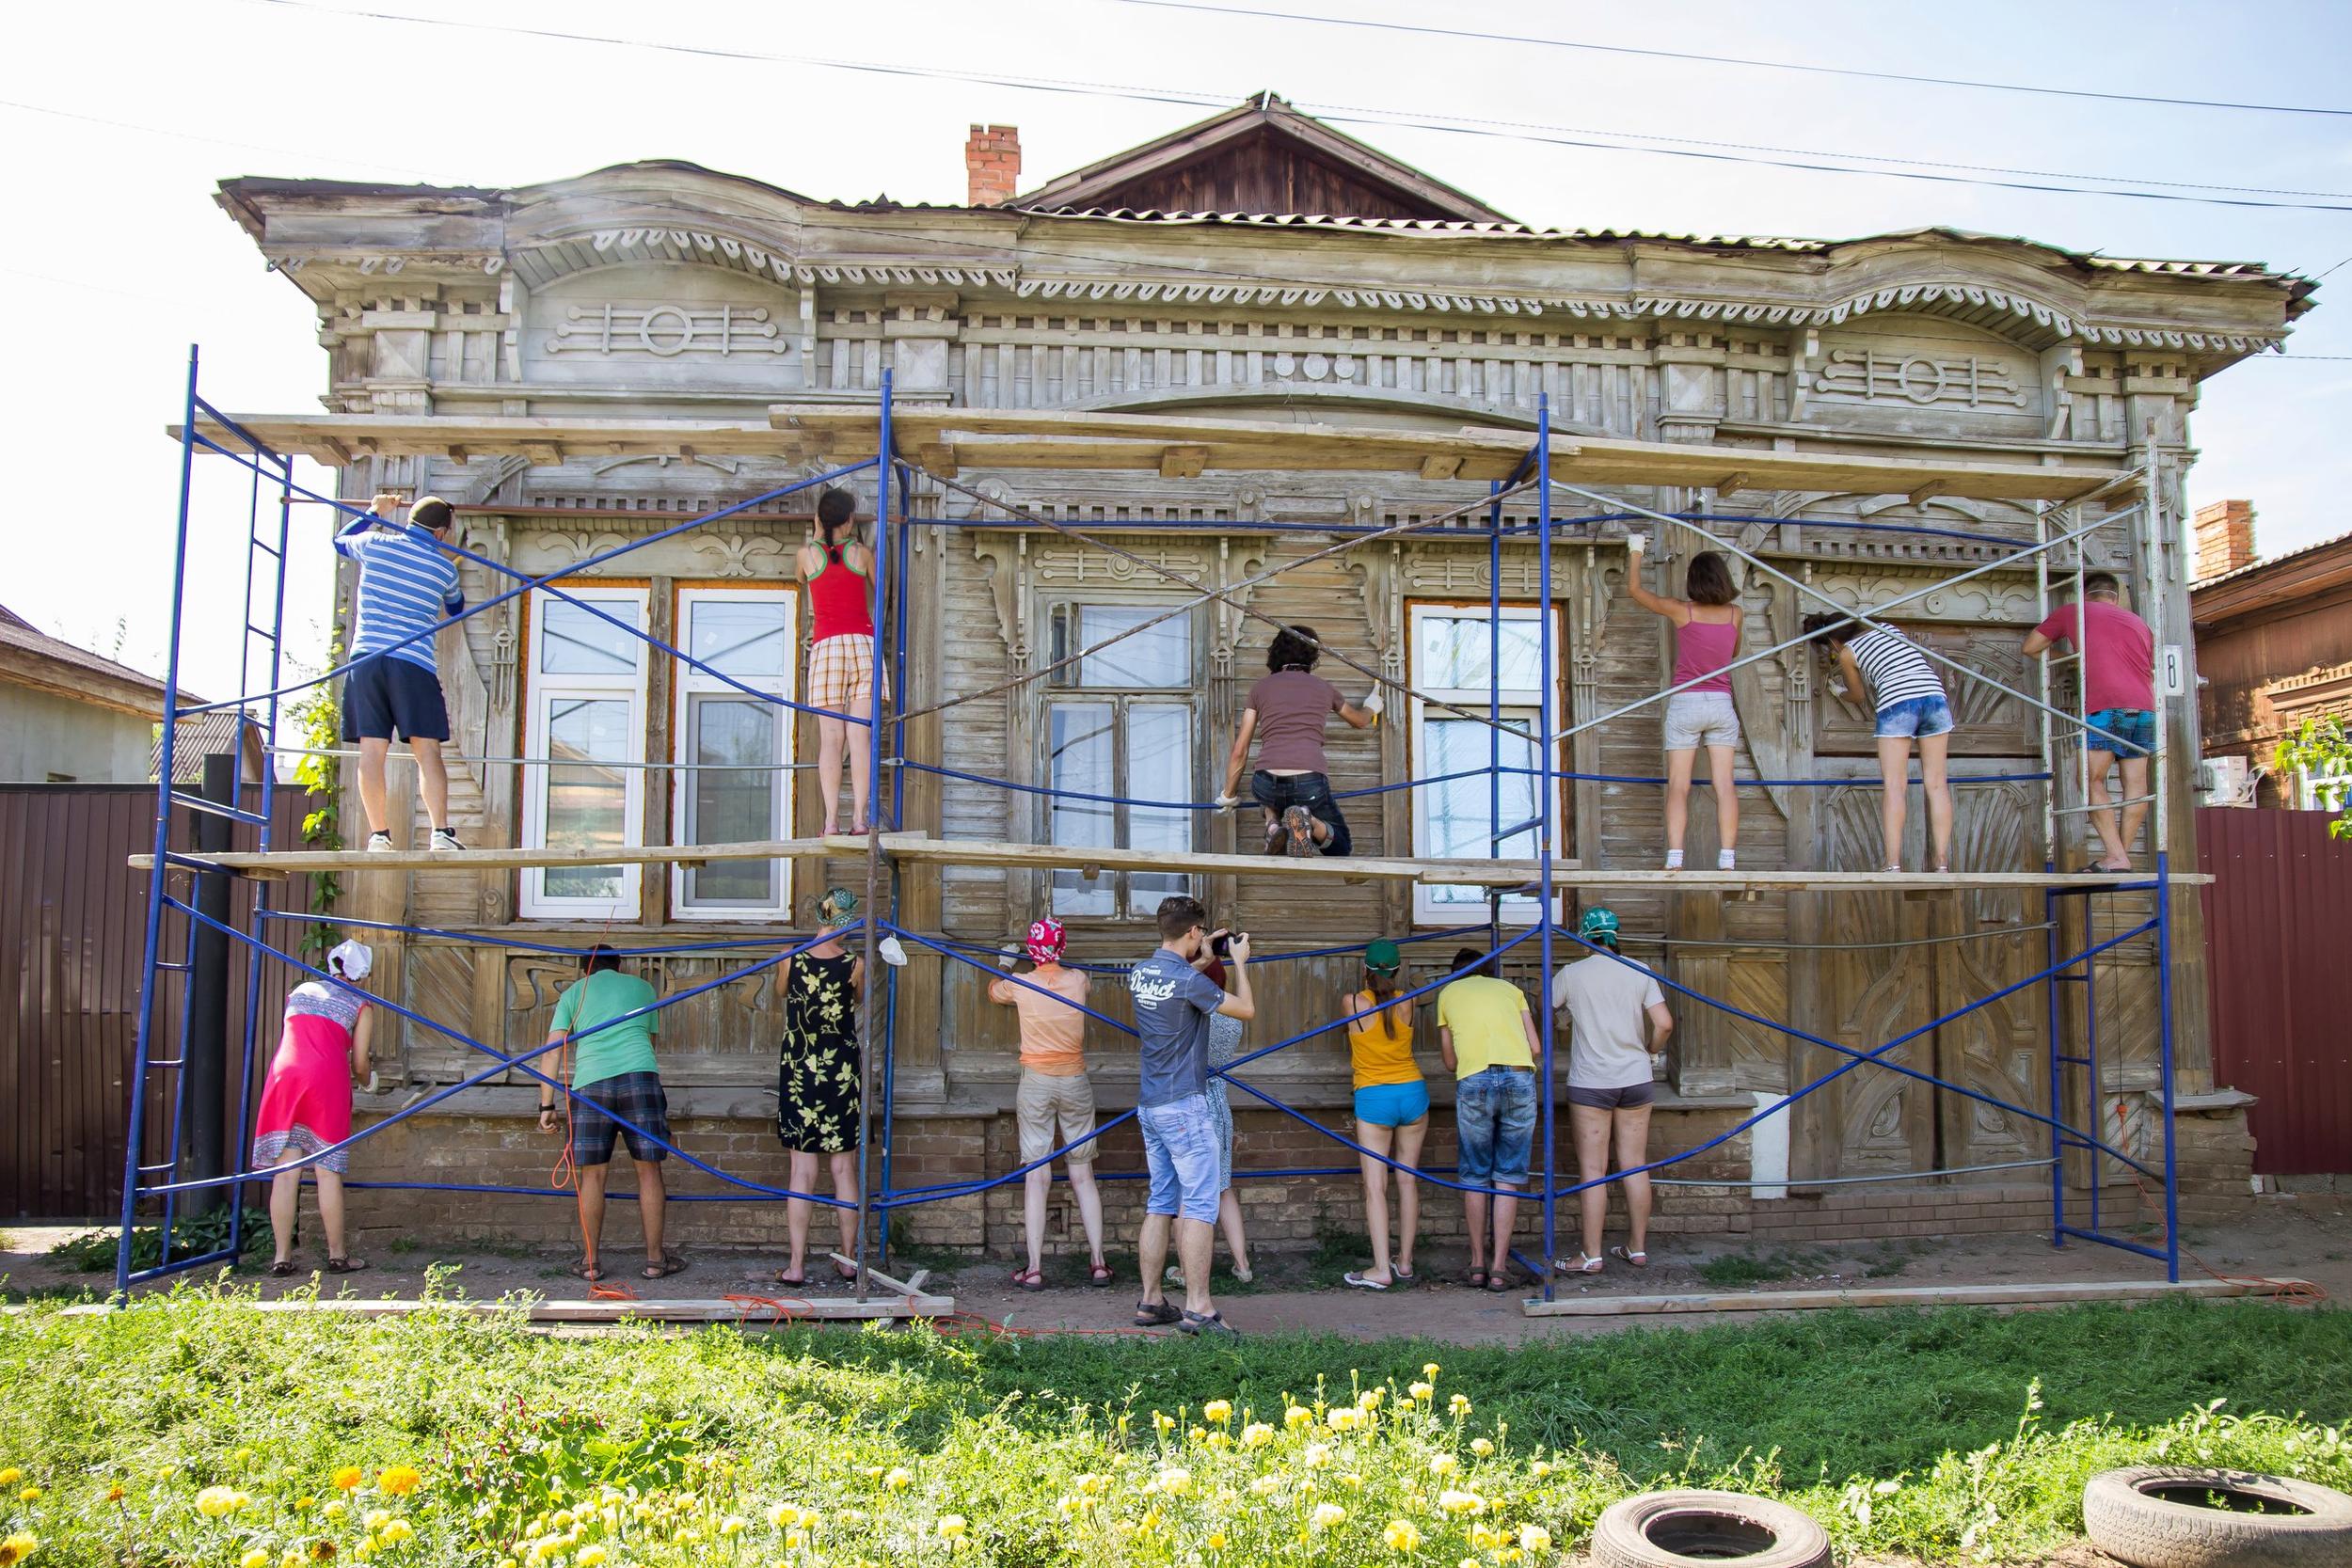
[1209,930,1232,958]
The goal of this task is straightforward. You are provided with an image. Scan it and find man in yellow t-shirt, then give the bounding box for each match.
[1437,949,1542,1294]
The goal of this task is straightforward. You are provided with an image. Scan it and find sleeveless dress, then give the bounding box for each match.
[779,950,861,1153]
[1205,1012,1243,1190]
[253,980,367,1174]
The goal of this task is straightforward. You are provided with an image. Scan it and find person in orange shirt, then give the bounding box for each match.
[1341,940,1427,1291]
[989,917,1111,1290]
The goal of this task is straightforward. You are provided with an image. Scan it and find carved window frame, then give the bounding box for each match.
[518,585,652,921]
[668,584,802,923]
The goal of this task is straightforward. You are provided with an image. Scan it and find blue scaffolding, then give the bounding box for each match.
[118,345,2185,1302]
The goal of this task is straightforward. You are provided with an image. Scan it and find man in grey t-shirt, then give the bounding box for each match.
[1548,907,1674,1275]
[1126,895,1253,1336]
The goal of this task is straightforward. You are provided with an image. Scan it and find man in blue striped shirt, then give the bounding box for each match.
[338,493,466,852]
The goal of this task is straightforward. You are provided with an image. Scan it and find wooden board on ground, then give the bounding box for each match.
[63,1293,954,1323]
[1519,1275,2312,1317]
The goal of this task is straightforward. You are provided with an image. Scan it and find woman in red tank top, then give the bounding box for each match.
[797,488,882,835]
[1623,540,1744,872]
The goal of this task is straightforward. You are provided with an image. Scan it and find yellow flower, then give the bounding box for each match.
[1438,1491,1486,1515]
[1422,1363,1440,1380]
[1470,1438,1495,1457]
[1518,1524,1552,1553]
[1528,1461,1552,1479]
[1205,1531,1227,1550]
[0,1534,37,1568]
[882,1468,912,1493]
[12,1491,35,1505]
[291,1497,314,1513]
[1205,1431,1232,1450]
[1188,1427,1208,1445]
[1310,1503,1346,1530]
[936,1517,966,1540]
[1285,1405,1314,1430]
[769,1503,802,1528]
[720,1518,747,1539]
[377,1465,421,1499]
[1409,1383,1435,1402]
[243,1550,274,1568]
[1327,1407,1364,1433]
[551,1512,576,1532]
[106,1485,127,1503]
[1470,1525,1502,1550]
[1153,1467,1191,1496]
[1075,1474,1107,1497]
[196,1486,243,1518]
[1427,1454,1458,1477]
[1152,1412,1177,1434]
[1449,1395,1471,1417]
[0,1472,17,1488]
[573,1548,606,1568]
[281,1552,305,1568]
[1384,1518,1423,1551]
[331,1468,363,1493]
[1241,1423,1275,1449]
[379,1521,414,1546]
[323,1501,346,1523]
[1303,1443,1333,1470]
[1248,1477,1282,1497]
[1358,1387,1385,1411]
[1203,1400,1233,1424]
[233,1449,257,1467]
[363,1512,391,1532]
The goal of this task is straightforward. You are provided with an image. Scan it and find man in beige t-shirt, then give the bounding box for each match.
[1548,907,1674,1275]
[988,917,1110,1290]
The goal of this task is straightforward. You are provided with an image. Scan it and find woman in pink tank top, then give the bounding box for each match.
[1624,542,1743,871]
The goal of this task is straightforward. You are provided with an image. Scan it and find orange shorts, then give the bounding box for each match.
[809,633,886,715]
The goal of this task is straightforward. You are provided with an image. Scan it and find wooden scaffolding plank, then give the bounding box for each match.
[64,1293,955,1323]
[129,835,852,876]
[1519,1275,2312,1318]
[175,412,817,467]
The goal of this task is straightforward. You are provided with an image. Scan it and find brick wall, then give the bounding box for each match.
[330,1099,2258,1258]
[2193,499,2257,582]
[965,125,1021,208]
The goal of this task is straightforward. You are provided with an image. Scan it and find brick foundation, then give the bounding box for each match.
[332,1093,2259,1258]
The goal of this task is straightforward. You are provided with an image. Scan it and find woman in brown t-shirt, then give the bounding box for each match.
[1217,624,1378,856]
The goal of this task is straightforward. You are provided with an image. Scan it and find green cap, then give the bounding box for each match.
[1577,907,1620,942]
[1364,939,1402,972]
[815,887,859,925]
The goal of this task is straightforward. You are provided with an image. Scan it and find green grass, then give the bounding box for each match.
[1693,1246,1833,1289]
[0,1291,2346,1566]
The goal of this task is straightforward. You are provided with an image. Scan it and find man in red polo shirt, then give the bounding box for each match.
[2026,573,2157,870]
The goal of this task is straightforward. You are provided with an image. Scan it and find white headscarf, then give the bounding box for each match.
[327,939,373,982]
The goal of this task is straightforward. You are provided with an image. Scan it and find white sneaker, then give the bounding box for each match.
[427,829,465,852]
[365,832,395,854]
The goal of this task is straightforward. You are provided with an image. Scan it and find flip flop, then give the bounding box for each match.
[641,1253,689,1280]
[1134,1299,1183,1328]
[1392,1267,1417,1287]
[1609,1245,1649,1269]
[771,1267,807,1287]
[1343,1271,1391,1291]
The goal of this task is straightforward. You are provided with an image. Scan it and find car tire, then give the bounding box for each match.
[1589,1489,1833,1568]
[2083,1466,2352,1567]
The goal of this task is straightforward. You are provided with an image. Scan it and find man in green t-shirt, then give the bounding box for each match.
[540,945,682,1282]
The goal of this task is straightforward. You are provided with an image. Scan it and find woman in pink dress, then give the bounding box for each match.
[252,938,376,1275]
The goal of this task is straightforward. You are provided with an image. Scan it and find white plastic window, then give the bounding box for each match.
[671,588,799,920]
[520,588,650,920]
[1407,602,1564,926]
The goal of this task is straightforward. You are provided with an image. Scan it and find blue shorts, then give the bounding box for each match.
[1454,1066,1536,1187]
[1353,1080,1430,1129]
[1138,1094,1222,1224]
[342,656,451,743]
[2085,708,2154,758]
[1874,695,1954,740]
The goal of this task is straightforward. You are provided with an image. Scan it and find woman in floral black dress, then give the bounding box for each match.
[775,888,865,1286]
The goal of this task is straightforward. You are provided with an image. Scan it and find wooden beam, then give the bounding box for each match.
[1715,471,1750,496]
[1519,1275,2312,1318]
[1909,480,1950,507]
[130,834,860,875]
[1160,444,1210,480]
[522,442,562,466]
[62,1293,955,1323]
[1420,454,1466,481]
[446,444,470,463]
[917,442,959,479]
[320,437,354,466]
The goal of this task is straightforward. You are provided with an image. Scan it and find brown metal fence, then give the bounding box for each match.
[2199,806,2352,1176]
[1,784,313,1219]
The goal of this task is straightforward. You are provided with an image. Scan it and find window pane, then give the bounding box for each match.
[1048,702,1116,916]
[543,696,631,899]
[688,599,790,678]
[540,601,642,675]
[1077,606,1189,689]
[1423,716,1538,909]
[684,695,778,905]
[1126,703,1194,910]
[1417,613,1542,693]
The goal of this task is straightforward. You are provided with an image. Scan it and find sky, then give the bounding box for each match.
[4,0,2348,702]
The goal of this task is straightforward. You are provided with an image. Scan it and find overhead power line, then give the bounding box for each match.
[230,0,2352,213]
[1108,0,2352,119]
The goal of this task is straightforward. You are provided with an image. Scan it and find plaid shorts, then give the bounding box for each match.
[809,633,886,715]
[570,1071,671,1166]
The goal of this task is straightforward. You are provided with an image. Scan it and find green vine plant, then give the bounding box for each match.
[285,619,346,956]
[2275,716,2352,838]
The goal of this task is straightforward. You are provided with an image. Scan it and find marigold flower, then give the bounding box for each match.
[882,1468,912,1493]
[232,1449,257,1468]
[377,1465,421,1498]
[1205,1531,1227,1550]
[363,1512,390,1532]
[1153,1467,1191,1496]
[243,1549,273,1568]
[1470,1525,1502,1550]
[1202,1400,1232,1424]
[1358,1387,1385,1410]
[281,1552,305,1568]
[1327,1407,1364,1433]
[330,1468,363,1493]
[1518,1524,1552,1553]
[0,1472,17,1488]
[720,1517,747,1539]
[1448,1395,1471,1417]
[1528,1461,1552,1479]
[1384,1518,1422,1551]
[12,1491,35,1505]
[1470,1438,1495,1457]
[1439,1490,1486,1515]
[936,1517,966,1540]
[311,1539,337,1560]
[575,1547,608,1568]
[195,1486,243,1518]
[1285,1405,1314,1430]
[322,1502,346,1524]
[1248,1477,1282,1497]
[1426,1454,1458,1477]
[1303,1443,1333,1470]
[1310,1503,1346,1530]
[1205,1431,1232,1450]
[1188,1427,1208,1445]
[378,1520,414,1545]
[1422,1363,1440,1380]
[1075,1474,1107,1497]
[106,1484,127,1503]
[1240,1423,1275,1449]
[769,1503,801,1528]
[1408,1382,1435,1402]
[1152,1412,1177,1434]
[0,1534,35,1568]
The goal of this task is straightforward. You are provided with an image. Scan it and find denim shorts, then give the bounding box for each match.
[2085,708,2154,758]
[1454,1066,1536,1186]
[1353,1079,1430,1129]
[1250,770,1352,856]
[1874,694,1954,740]
[1138,1093,1222,1224]
[1662,690,1740,751]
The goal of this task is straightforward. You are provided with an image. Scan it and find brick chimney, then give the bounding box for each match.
[965,124,1021,208]
[2193,499,2257,581]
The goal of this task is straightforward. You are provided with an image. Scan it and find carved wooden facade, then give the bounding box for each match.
[215,108,2307,1207]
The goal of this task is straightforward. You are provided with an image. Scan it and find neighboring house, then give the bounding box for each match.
[0,603,199,784]
[2190,501,2352,810]
[151,709,269,789]
[205,93,2308,1246]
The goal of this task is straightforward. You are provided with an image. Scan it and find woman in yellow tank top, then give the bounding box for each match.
[1343,940,1429,1291]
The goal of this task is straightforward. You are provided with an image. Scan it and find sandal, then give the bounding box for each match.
[1392,1266,1417,1287]
[1609,1244,1649,1269]
[1010,1266,1045,1292]
[1178,1308,1240,1338]
[1484,1270,1514,1294]
[1465,1267,1489,1290]
[326,1256,369,1275]
[1088,1262,1115,1288]
[570,1261,606,1283]
[771,1267,807,1287]
[1557,1253,1605,1275]
[1134,1299,1183,1328]
[1279,805,1317,857]
[641,1253,688,1280]
[269,1260,296,1277]
[1343,1271,1391,1291]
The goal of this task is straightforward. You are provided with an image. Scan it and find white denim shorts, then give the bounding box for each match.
[1663,690,1740,751]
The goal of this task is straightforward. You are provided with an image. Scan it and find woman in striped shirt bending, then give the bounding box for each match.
[1803,614,1955,873]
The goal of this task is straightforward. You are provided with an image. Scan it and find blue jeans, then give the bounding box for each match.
[1251,770,1352,856]
[1138,1094,1222,1224]
[1454,1067,1537,1186]
[2086,708,2154,758]
[1875,695,1954,740]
